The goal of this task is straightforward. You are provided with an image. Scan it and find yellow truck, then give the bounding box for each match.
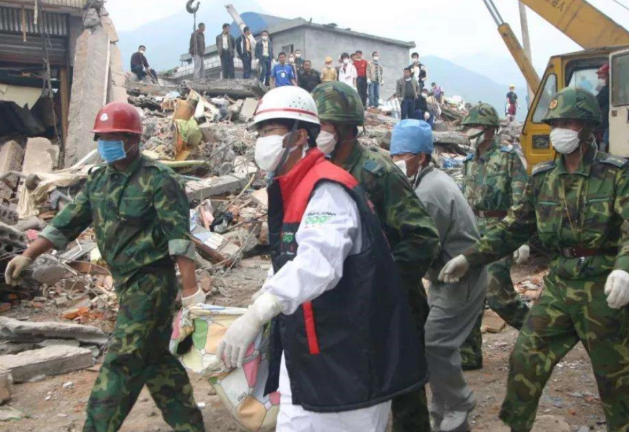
[483,0,629,170]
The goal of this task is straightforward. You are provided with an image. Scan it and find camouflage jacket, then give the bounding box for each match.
[342,143,440,287]
[463,140,528,234]
[40,155,194,283]
[465,144,629,280]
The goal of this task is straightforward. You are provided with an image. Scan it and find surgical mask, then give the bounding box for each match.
[325,63,332,68]
[295,54,301,58]
[598,78,606,87]
[289,58,295,63]
[139,49,145,54]
[255,134,290,172]
[550,128,581,154]
[405,78,411,82]
[395,157,419,180]
[316,130,337,155]
[413,58,419,64]
[373,56,379,61]
[421,93,428,99]
[98,140,127,164]
[262,36,268,41]
[343,59,350,65]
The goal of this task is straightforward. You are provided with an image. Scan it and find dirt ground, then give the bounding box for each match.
[0,256,609,431]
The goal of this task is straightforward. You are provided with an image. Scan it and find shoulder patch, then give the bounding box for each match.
[600,154,628,168]
[362,159,385,177]
[532,160,556,176]
[500,145,514,153]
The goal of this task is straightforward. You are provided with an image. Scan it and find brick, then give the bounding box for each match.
[0,368,12,404]
[0,346,93,383]
[0,141,24,188]
[186,174,248,201]
[481,309,506,334]
[22,138,59,175]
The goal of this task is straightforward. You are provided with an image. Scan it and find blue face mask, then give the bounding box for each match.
[97,140,127,164]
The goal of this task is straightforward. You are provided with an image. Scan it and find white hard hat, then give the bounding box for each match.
[251,86,320,129]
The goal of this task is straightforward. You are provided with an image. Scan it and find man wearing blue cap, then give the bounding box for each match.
[390,119,487,432]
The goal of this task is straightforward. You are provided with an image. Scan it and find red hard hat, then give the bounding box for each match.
[597,64,610,76]
[92,102,143,135]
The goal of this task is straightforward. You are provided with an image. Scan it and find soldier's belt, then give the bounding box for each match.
[558,247,618,259]
[473,210,508,218]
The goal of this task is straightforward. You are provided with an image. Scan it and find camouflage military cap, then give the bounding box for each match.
[542,87,602,126]
[312,82,365,125]
[462,103,500,127]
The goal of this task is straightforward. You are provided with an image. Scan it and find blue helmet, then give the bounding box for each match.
[390,119,434,156]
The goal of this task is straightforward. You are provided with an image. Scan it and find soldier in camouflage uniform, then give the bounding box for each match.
[439,87,629,431]
[312,82,440,432]
[458,103,531,371]
[4,102,205,432]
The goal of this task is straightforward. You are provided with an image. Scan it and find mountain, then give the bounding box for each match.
[117,0,263,72]
[423,55,526,121]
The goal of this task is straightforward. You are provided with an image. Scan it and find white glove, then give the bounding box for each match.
[182,288,206,307]
[217,292,283,368]
[438,255,470,284]
[4,256,33,286]
[423,112,430,121]
[513,244,530,264]
[251,286,266,302]
[604,270,629,309]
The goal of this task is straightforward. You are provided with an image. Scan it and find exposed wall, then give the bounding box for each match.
[269,29,306,59]
[302,27,411,98]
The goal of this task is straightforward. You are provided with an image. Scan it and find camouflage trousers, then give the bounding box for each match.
[84,267,205,432]
[499,273,629,431]
[392,283,431,432]
[460,258,530,370]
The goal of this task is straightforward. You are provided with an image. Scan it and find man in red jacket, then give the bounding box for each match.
[354,50,369,107]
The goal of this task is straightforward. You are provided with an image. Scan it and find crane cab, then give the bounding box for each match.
[520,46,629,171]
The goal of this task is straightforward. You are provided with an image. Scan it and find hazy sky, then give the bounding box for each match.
[106,0,629,69]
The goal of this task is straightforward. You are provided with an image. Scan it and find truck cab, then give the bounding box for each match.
[520,46,629,171]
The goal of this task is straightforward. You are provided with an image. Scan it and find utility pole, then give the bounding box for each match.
[519,1,535,107]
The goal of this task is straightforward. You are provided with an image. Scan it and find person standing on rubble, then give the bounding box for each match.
[236,26,254,79]
[338,53,357,90]
[298,60,322,93]
[506,85,519,122]
[367,51,384,108]
[130,45,157,83]
[294,49,305,73]
[321,56,337,83]
[397,68,419,120]
[217,86,426,432]
[409,52,427,92]
[390,119,487,432]
[217,23,236,79]
[189,22,206,81]
[457,103,531,371]
[353,50,369,107]
[439,87,629,432]
[270,52,296,88]
[4,102,206,432]
[256,30,273,86]
[313,81,440,432]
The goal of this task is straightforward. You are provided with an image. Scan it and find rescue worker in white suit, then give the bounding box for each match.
[217,86,428,432]
[390,119,488,432]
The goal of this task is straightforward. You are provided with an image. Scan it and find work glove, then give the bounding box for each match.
[513,244,530,264]
[182,287,206,308]
[217,292,283,368]
[604,270,629,309]
[423,112,430,121]
[4,255,33,286]
[251,287,267,302]
[439,255,470,284]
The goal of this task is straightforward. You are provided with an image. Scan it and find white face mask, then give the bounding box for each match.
[343,59,350,65]
[139,49,145,54]
[405,77,411,82]
[289,58,295,63]
[255,133,290,172]
[262,36,268,41]
[295,54,301,58]
[325,63,332,68]
[421,93,428,99]
[413,58,419,64]
[373,56,379,61]
[316,130,337,155]
[394,157,417,179]
[598,78,606,87]
[550,128,581,154]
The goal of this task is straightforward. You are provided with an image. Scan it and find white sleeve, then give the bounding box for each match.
[263,182,361,315]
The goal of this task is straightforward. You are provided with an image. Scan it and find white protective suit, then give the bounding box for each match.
[259,182,391,432]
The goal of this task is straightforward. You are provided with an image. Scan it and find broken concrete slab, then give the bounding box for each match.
[251,188,268,209]
[0,368,12,404]
[100,15,119,43]
[192,231,241,265]
[186,174,249,201]
[0,345,93,383]
[0,141,24,188]
[65,27,110,167]
[21,138,59,175]
[199,123,217,143]
[108,44,128,103]
[239,98,259,122]
[0,204,18,226]
[185,79,267,99]
[0,317,108,345]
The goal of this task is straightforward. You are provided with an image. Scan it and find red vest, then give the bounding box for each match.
[264,149,426,412]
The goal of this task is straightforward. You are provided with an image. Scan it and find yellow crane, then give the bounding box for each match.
[483,0,629,170]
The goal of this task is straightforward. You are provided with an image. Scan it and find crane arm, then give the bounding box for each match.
[520,0,629,49]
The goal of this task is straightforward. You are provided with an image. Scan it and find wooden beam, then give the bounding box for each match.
[59,67,69,146]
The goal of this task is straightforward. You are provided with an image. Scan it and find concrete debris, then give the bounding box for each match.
[481,310,507,334]
[0,204,18,226]
[0,317,108,345]
[531,415,570,432]
[83,8,100,28]
[0,405,22,421]
[186,174,249,201]
[185,79,267,99]
[0,345,93,383]
[0,141,25,188]
[22,138,59,175]
[0,368,12,405]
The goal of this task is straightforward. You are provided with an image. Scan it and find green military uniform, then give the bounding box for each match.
[464,88,629,431]
[313,81,441,432]
[40,155,204,432]
[459,104,531,370]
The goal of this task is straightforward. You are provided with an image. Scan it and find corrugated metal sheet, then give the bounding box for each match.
[0,32,67,65]
[8,0,87,8]
[0,6,67,36]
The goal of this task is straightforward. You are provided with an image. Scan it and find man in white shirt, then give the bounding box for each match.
[217,86,427,432]
[338,52,357,90]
